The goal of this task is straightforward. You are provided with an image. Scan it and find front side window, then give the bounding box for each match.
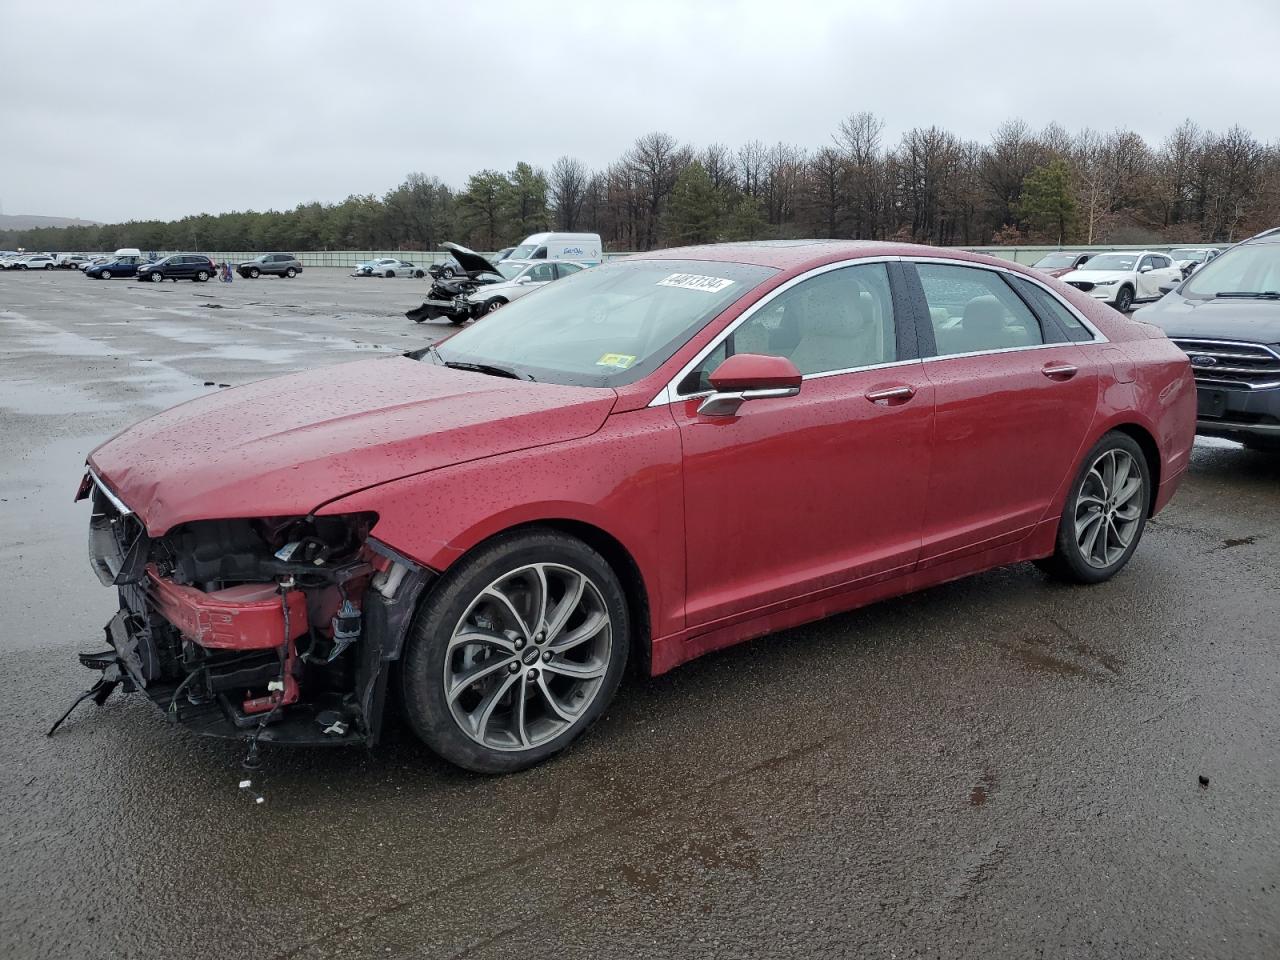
[434,258,775,386]
[916,263,1044,356]
[557,262,584,278]
[679,263,897,393]
[526,263,555,283]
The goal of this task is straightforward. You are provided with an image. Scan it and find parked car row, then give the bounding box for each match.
[1032,247,1223,311]
[0,252,57,270]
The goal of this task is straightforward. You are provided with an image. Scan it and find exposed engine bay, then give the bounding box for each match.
[57,471,432,747]
[406,241,507,325]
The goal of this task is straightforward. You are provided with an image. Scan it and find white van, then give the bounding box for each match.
[507,233,602,265]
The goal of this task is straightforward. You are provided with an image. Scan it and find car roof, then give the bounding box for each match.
[626,239,1023,273]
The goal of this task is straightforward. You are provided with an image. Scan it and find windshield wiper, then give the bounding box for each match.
[1214,291,1280,299]
[443,360,534,381]
[423,343,533,381]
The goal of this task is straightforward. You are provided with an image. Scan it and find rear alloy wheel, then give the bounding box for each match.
[442,267,456,279]
[401,530,629,773]
[150,271,163,282]
[1114,285,1134,312]
[1038,432,1150,584]
[195,270,209,282]
[285,267,296,278]
[44,262,53,270]
[248,267,260,279]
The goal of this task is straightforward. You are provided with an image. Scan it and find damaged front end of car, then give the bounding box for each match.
[55,469,432,747]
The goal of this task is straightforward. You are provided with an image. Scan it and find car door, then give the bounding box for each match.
[905,260,1099,566]
[1135,255,1161,299]
[521,262,555,294]
[1152,253,1181,291]
[673,260,934,628]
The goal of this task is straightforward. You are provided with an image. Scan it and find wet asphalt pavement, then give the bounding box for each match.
[1,268,1277,959]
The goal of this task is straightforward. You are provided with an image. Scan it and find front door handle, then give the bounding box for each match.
[1041,362,1079,381]
[865,384,916,405]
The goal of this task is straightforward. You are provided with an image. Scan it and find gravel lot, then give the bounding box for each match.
[1,268,1277,960]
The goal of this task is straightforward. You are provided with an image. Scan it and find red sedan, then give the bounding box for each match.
[71,241,1195,772]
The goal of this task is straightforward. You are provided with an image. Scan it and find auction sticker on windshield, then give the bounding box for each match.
[596,353,637,369]
[657,273,735,293]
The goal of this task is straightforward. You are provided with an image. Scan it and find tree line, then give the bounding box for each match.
[6,116,1279,255]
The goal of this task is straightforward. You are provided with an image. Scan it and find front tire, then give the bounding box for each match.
[485,299,506,314]
[44,263,53,270]
[100,270,112,280]
[150,272,163,282]
[1114,285,1134,312]
[248,267,260,279]
[1037,431,1150,584]
[385,270,395,278]
[400,530,630,774]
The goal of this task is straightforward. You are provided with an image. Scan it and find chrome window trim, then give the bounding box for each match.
[88,467,133,516]
[649,256,906,407]
[647,253,1108,408]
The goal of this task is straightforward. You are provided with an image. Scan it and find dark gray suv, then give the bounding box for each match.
[1138,228,1280,451]
[237,253,303,279]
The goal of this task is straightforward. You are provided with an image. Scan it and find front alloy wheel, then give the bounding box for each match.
[401,530,629,773]
[1114,285,1134,312]
[150,271,163,282]
[1039,431,1150,583]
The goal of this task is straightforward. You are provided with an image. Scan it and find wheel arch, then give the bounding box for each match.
[414,517,653,677]
[1108,422,1162,515]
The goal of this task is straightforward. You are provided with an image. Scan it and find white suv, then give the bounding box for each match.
[1060,251,1183,312]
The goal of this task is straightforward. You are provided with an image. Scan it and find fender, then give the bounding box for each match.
[316,406,687,641]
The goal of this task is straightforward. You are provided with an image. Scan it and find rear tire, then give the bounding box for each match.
[442,267,456,279]
[44,263,53,270]
[400,529,630,774]
[195,270,209,282]
[1037,431,1150,584]
[1114,285,1134,312]
[285,267,296,278]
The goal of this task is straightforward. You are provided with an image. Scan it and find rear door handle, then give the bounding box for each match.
[865,384,916,405]
[1041,362,1078,381]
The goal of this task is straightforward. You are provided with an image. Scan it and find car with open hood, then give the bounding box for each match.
[406,242,513,324]
[67,240,1194,773]
[457,259,586,316]
[1060,250,1182,312]
[1136,227,1280,450]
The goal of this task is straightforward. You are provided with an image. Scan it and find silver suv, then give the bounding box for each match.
[236,254,303,279]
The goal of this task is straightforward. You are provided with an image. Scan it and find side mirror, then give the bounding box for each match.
[698,353,802,417]
[1139,264,1153,273]
[516,276,530,284]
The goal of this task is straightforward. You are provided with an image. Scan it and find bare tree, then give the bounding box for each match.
[549,156,588,231]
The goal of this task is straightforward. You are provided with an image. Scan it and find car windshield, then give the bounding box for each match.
[1169,249,1207,262]
[432,259,776,386]
[1033,253,1077,269]
[1182,242,1280,298]
[1082,254,1137,272]
[508,243,538,260]
[496,263,525,280]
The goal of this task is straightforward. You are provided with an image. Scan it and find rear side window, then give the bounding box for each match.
[915,263,1045,356]
[1006,275,1096,343]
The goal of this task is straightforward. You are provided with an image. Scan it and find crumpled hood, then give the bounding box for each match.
[441,242,501,276]
[1062,269,1131,285]
[88,356,617,534]
[1137,295,1280,343]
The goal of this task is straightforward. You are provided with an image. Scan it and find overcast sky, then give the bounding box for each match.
[2,0,1278,223]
